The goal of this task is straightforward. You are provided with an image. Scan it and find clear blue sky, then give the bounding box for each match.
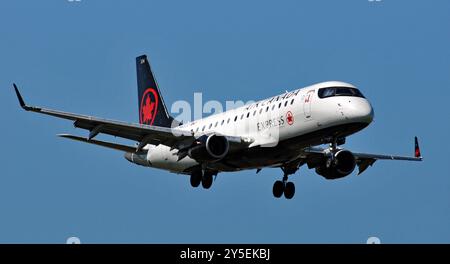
[1,0,449,243]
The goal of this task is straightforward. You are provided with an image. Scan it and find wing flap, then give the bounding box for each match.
[356,158,376,175]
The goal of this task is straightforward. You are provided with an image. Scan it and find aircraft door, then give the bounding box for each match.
[303,90,314,120]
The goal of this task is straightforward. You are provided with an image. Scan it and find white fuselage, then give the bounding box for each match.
[136,81,374,173]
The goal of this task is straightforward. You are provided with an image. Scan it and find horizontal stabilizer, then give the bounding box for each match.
[58,134,136,152]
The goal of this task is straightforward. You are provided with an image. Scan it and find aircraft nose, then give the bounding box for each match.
[346,98,374,124]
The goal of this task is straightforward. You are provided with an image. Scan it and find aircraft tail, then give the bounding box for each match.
[136,55,176,127]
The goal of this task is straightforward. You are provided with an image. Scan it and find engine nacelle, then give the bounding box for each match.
[315,149,356,180]
[188,135,229,161]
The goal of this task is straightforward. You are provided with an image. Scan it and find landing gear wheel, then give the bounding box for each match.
[190,171,202,188]
[272,180,284,198]
[201,173,213,189]
[284,182,295,199]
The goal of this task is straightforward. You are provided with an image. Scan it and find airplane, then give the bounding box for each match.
[13,55,422,199]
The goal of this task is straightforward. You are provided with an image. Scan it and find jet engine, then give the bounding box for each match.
[188,135,229,161]
[315,149,356,179]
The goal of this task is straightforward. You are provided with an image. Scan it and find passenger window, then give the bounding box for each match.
[241,114,244,120]
[284,101,288,107]
[215,121,218,127]
[209,123,212,129]
[272,105,275,110]
[227,118,230,123]
[247,112,250,118]
[234,116,238,122]
[266,106,269,112]
[202,125,205,131]
[291,99,294,105]
[259,109,263,114]
[278,103,281,108]
[221,120,224,125]
[253,110,256,116]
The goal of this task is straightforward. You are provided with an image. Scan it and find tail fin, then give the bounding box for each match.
[136,55,175,127]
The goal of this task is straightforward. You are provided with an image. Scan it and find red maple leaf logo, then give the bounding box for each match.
[286,111,294,125]
[142,96,155,124]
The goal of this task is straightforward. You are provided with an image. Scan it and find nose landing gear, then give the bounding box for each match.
[272,175,296,199]
[272,166,298,199]
[272,180,284,198]
[284,182,295,199]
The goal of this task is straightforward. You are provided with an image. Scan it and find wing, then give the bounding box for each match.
[14,84,192,150]
[351,137,422,174]
[13,84,250,152]
[303,137,422,175]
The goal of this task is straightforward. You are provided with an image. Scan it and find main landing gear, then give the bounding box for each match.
[272,166,297,199]
[190,169,215,189]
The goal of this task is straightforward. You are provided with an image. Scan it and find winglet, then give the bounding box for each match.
[13,83,30,110]
[414,136,422,158]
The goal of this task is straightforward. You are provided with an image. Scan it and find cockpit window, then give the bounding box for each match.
[318,87,365,99]
[320,87,336,98]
